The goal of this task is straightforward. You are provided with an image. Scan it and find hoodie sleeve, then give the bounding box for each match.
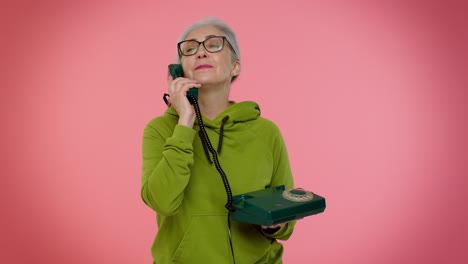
[141,122,196,216]
[261,124,296,240]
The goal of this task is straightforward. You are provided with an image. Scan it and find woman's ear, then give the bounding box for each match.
[231,60,241,77]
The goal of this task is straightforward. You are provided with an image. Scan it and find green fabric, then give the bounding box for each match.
[141,101,296,264]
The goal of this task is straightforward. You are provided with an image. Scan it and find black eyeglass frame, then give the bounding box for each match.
[177,36,235,57]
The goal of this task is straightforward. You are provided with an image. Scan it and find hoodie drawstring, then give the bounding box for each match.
[198,115,230,163]
[217,116,229,154]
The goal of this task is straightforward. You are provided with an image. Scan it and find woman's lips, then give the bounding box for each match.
[195,64,213,70]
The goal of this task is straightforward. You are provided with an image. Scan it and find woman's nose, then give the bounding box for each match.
[196,45,208,58]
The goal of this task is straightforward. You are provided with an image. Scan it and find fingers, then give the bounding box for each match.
[166,76,201,127]
[261,223,286,229]
[168,76,201,97]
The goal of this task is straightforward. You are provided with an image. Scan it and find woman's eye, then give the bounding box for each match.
[185,47,196,53]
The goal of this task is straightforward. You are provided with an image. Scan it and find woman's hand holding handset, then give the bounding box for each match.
[167,75,201,127]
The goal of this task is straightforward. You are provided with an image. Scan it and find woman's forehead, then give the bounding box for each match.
[185,26,224,41]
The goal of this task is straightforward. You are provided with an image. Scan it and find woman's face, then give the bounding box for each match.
[180,26,240,87]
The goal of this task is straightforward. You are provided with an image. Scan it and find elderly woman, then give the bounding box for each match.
[141,17,295,263]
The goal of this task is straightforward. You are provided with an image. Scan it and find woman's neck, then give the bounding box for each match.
[197,86,231,120]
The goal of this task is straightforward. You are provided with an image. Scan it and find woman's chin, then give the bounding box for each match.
[193,75,212,83]
[195,79,216,87]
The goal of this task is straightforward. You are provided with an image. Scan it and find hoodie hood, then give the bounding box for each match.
[164,101,260,128]
[164,101,261,160]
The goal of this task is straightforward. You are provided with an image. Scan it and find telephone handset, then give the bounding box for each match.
[168,64,198,101]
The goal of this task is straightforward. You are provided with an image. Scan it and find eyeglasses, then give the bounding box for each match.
[177,36,231,56]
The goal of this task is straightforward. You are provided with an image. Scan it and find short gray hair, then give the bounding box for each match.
[176,17,241,82]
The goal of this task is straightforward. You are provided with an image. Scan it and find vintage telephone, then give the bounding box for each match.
[167,64,326,226]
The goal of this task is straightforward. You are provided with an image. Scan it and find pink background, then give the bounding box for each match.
[1,1,467,263]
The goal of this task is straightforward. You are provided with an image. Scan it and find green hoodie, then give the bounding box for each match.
[141,101,295,264]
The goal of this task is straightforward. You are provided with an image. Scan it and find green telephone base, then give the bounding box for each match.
[230,185,326,226]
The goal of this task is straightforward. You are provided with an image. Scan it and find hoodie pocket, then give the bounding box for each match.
[171,214,231,263]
